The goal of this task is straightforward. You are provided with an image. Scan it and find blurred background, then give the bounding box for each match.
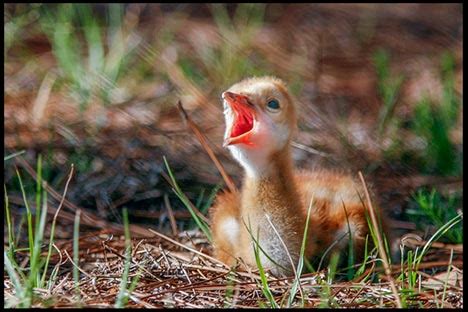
[4,4,462,243]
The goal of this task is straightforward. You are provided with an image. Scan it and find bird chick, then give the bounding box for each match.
[210,76,385,276]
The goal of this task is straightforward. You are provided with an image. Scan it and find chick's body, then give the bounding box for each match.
[210,77,380,276]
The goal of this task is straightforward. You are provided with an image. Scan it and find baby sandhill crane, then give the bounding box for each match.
[210,76,386,276]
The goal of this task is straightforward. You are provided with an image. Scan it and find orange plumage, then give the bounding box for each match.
[210,76,386,276]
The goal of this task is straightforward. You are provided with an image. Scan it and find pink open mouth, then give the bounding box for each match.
[223,91,256,146]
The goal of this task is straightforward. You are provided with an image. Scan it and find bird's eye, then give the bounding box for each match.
[266,99,280,111]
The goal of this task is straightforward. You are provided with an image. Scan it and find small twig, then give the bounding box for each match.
[164,194,178,236]
[148,228,228,268]
[63,249,93,280]
[52,165,74,224]
[348,280,372,305]
[358,171,402,308]
[353,259,463,282]
[176,100,237,194]
[41,164,74,286]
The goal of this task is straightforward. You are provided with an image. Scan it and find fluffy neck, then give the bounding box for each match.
[241,146,303,219]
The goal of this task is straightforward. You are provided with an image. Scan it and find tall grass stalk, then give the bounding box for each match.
[287,194,314,307]
[163,156,212,241]
[29,186,48,290]
[243,217,280,307]
[5,184,50,307]
[252,231,279,308]
[41,165,74,287]
[439,248,454,308]
[5,184,15,258]
[358,171,402,308]
[413,212,462,272]
[318,253,340,308]
[16,168,35,262]
[4,159,54,307]
[354,235,374,282]
[34,155,42,242]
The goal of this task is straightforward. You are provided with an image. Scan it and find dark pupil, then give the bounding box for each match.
[267,99,279,109]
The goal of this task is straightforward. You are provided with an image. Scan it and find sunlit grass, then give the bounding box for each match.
[4,169,49,307]
[252,229,279,308]
[397,212,462,294]
[38,4,140,110]
[286,195,314,307]
[115,208,140,308]
[407,188,462,243]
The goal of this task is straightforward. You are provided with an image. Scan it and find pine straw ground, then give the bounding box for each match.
[3,227,464,308]
[3,151,464,308]
[4,3,463,309]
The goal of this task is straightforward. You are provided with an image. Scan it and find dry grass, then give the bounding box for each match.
[4,226,463,308]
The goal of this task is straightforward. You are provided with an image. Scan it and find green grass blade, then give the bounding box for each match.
[440,248,454,308]
[29,187,48,289]
[341,201,355,280]
[77,4,105,74]
[354,235,371,280]
[318,253,340,308]
[195,188,205,209]
[241,218,289,273]
[15,168,35,264]
[253,236,278,308]
[4,150,25,161]
[4,251,26,307]
[163,156,212,241]
[115,208,132,308]
[200,184,222,214]
[35,154,42,245]
[41,164,74,287]
[4,184,15,257]
[287,194,314,307]
[415,212,462,270]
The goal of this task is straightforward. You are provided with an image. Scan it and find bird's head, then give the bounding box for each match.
[222,76,297,177]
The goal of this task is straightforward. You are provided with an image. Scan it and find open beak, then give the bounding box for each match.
[222,91,256,147]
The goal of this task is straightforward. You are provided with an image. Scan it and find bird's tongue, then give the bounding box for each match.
[223,92,255,146]
[231,106,254,138]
